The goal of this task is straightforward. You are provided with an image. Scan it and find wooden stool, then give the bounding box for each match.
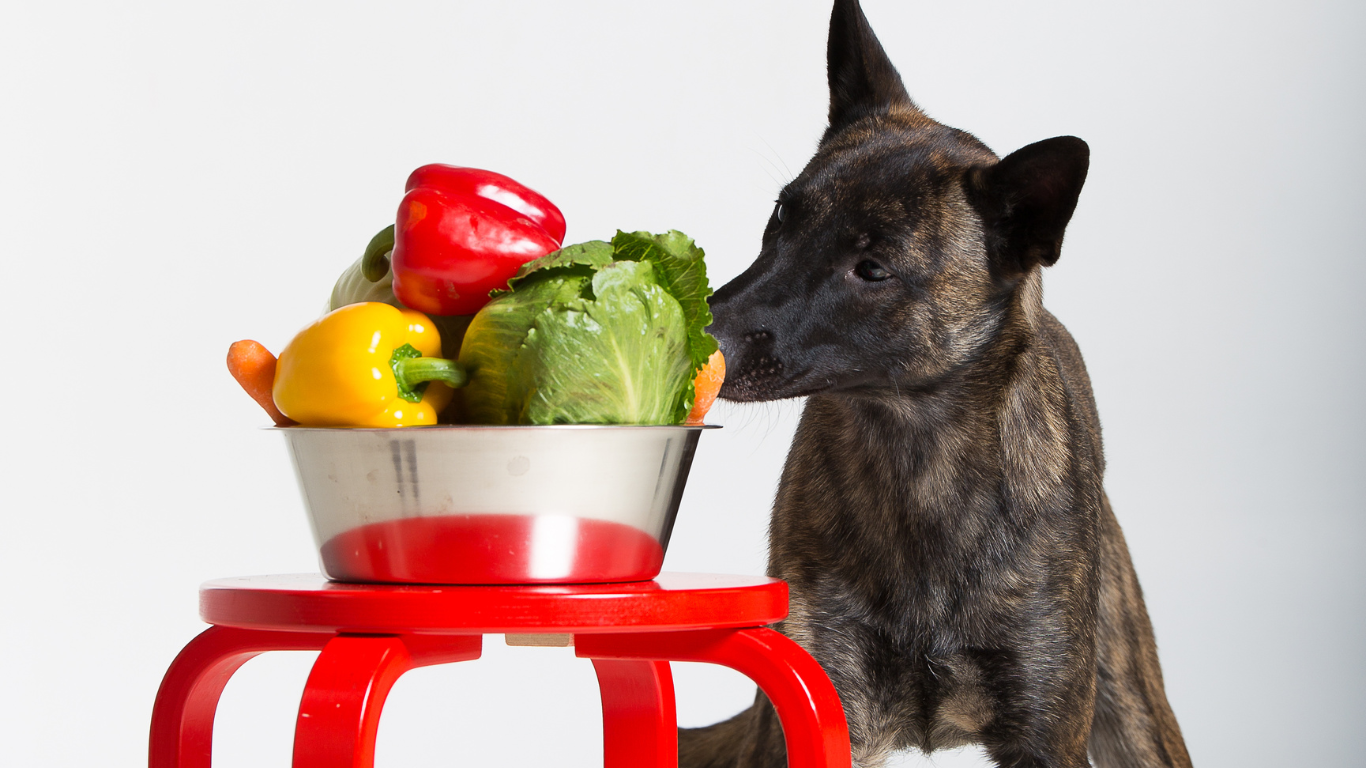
[149,573,851,768]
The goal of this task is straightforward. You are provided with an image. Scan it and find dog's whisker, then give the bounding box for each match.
[755,132,796,184]
[747,144,790,193]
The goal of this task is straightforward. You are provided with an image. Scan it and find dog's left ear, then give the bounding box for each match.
[968,136,1090,278]
[825,0,917,139]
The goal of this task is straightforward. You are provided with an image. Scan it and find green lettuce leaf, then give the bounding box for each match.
[501,240,615,294]
[456,229,717,425]
[456,274,590,425]
[517,260,692,425]
[610,230,718,373]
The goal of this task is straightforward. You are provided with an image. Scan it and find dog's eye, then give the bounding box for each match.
[854,260,891,282]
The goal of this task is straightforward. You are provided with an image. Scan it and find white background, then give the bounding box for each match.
[2,1,1362,766]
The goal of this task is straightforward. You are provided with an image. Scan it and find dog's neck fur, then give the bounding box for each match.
[768,271,1095,604]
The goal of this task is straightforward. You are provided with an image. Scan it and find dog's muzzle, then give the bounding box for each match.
[715,329,790,401]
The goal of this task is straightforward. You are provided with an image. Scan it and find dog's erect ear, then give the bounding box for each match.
[969,136,1090,277]
[825,0,916,137]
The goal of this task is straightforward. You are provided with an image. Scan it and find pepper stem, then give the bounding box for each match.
[389,344,468,402]
[362,224,397,282]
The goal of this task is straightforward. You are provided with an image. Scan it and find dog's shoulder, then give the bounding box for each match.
[1036,307,1105,476]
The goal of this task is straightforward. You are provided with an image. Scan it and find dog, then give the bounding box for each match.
[680,2,1191,767]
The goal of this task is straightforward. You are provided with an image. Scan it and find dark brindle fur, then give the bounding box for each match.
[679,2,1191,766]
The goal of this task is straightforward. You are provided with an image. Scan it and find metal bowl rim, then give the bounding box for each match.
[268,424,721,434]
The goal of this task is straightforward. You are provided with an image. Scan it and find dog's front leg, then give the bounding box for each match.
[1088,495,1193,768]
[968,636,1098,768]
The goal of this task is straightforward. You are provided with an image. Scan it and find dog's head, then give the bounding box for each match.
[710,0,1089,402]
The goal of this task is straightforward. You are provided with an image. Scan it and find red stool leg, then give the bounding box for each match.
[150,625,331,768]
[291,634,481,768]
[591,659,677,768]
[577,628,851,768]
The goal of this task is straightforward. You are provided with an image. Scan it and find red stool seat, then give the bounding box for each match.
[150,573,851,768]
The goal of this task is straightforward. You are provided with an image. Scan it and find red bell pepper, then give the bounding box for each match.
[389,165,565,316]
[404,165,566,243]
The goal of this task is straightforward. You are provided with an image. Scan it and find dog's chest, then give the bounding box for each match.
[785,586,996,755]
[771,393,1090,755]
[774,396,1048,600]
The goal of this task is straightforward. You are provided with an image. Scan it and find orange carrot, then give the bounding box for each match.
[227,339,296,427]
[686,349,725,425]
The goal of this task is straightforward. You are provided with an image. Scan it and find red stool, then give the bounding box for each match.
[150,573,851,768]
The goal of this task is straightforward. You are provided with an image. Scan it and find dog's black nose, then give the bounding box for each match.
[706,313,769,364]
[705,295,736,347]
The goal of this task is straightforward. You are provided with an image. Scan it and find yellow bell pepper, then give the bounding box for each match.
[273,302,467,427]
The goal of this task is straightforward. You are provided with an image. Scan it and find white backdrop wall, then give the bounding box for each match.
[1,1,1362,766]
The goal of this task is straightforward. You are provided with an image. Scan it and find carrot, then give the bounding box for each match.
[686,349,725,425]
[227,339,296,427]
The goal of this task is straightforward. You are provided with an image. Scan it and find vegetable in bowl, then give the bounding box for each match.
[457,230,718,425]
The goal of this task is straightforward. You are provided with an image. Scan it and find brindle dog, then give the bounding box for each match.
[680,2,1191,767]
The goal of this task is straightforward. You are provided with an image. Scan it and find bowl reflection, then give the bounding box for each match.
[280,425,715,585]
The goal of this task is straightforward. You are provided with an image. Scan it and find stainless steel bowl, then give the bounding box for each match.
[280,425,715,585]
